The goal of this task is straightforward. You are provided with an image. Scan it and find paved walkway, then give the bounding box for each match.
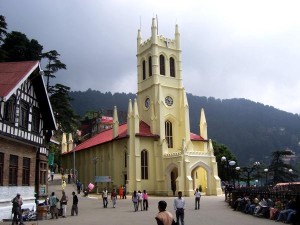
[1,175,281,225]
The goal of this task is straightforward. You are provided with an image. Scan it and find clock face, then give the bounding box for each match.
[165,96,173,106]
[145,98,150,108]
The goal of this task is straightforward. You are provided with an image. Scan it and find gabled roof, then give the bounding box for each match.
[190,132,206,141]
[0,61,39,99]
[70,123,129,153]
[67,121,205,154]
[69,121,159,153]
[0,61,56,130]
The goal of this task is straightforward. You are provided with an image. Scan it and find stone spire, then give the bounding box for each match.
[127,99,132,135]
[113,106,119,138]
[151,17,157,44]
[175,24,180,49]
[133,98,140,133]
[62,133,67,153]
[68,133,73,152]
[200,108,208,140]
[137,29,142,50]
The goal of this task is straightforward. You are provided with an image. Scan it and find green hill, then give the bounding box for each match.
[69,89,300,165]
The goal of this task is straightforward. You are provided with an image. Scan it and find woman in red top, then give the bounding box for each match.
[143,190,149,210]
[111,188,117,208]
[119,186,123,199]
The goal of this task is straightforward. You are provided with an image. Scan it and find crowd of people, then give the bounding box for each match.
[230,191,299,224]
[11,173,202,225]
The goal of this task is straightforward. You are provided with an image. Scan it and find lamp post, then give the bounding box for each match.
[264,168,268,186]
[288,169,293,183]
[253,161,261,186]
[93,157,98,192]
[236,167,240,187]
[221,156,236,186]
[92,157,98,181]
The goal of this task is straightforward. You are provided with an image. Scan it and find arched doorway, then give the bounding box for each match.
[171,168,178,196]
[192,166,207,193]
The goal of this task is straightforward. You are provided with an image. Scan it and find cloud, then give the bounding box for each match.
[1,0,300,114]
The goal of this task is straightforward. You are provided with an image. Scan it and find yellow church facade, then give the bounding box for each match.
[61,18,222,196]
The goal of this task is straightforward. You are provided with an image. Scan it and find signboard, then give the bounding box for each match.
[101,116,113,123]
[39,186,46,195]
[48,153,54,166]
[95,176,111,182]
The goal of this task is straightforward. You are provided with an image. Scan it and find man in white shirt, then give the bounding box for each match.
[173,191,185,225]
[194,188,201,210]
[102,188,108,208]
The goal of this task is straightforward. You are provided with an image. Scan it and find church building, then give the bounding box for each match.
[62,18,222,196]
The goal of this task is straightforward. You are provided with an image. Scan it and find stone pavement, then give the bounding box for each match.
[1,175,281,225]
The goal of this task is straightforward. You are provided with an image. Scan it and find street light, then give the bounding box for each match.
[253,161,261,186]
[235,167,240,187]
[288,169,293,183]
[92,156,99,192]
[264,168,268,186]
[221,156,236,186]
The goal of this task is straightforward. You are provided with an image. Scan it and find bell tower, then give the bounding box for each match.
[136,18,191,152]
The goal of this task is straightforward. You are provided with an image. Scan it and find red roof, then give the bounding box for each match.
[0,61,39,99]
[190,132,206,141]
[0,61,56,130]
[136,121,160,137]
[67,121,206,154]
[70,123,129,153]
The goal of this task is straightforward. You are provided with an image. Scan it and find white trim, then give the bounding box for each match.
[4,61,39,101]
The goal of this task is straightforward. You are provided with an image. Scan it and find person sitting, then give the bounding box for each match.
[84,187,89,197]
[277,198,297,222]
[254,196,270,217]
[244,197,259,215]
[269,198,282,220]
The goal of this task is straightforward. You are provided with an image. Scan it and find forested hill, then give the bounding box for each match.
[69,89,300,165]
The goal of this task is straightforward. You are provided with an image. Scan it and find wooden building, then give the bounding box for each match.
[0,61,56,220]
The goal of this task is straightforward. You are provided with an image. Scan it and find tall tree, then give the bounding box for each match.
[41,50,66,92]
[1,31,43,61]
[0,15,8,61]
[0,15,7,43]
[213,140,237,182]
[49,84,80,133]
[269,150,297,183]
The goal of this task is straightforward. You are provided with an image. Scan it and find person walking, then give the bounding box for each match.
[155,200,176,225]
[102,187,108,208]
[119,185,123,199]
[194,188,201,210]
[137,190,143,211]
[71,191,78,216]
[62,179,67,190]
[111,188,117,208]
[174,191,185,225]
[132,190,138,211]
[76,180,81,194]
[50,171,54,181]
[60,191,69,218]
[143,190,149,210]
[123,185,127,199]
[49,192,59,219]
[11,193,24,225]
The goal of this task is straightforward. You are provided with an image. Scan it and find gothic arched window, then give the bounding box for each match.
[170,57,175,77]
[124,151,127,168]
[149,56,152,77]
[141,150,148,179]
[142,60,146,80]
[165,120,173,148]
[159,55,165,75]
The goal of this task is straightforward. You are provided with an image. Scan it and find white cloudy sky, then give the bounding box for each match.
[1,0,300,114]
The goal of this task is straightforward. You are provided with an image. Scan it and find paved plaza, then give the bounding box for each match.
[1,175,281,225]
